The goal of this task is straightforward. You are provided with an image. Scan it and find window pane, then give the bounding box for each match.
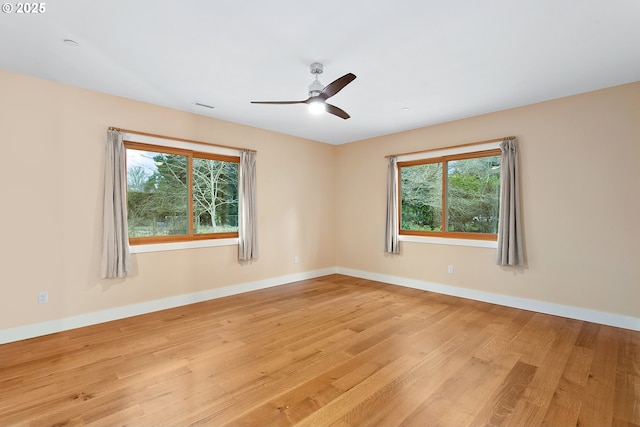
[126,149,189,237]
[192,158,238,234]
[401,163,442,231]
[447,156,500,233]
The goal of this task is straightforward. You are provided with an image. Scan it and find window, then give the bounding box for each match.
[125,141,239,245]
[399,149,501,241]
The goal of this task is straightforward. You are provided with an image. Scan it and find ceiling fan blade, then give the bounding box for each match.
[251,100,308,105]
[319,73,356,100]
[325,103,351,120]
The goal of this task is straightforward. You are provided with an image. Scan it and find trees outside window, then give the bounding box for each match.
[192,157,238,235]
[399,149,500,240]
[125,142,239,244]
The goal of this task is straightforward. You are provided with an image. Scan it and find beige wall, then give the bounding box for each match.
[1,69,638,333]
[0,70,336,330]
[336,81,640,318]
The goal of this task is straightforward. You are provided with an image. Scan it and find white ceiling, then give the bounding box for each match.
[1,0,639,144]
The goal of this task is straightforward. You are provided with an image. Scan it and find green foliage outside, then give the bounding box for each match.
[401,163,442,231]
[126,150,238,238]
[401,156,500,234]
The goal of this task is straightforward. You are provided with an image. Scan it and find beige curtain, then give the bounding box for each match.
[238,150,258,261]
[101,130,131,278]
[496,137,524,265]
[384,156,400,254]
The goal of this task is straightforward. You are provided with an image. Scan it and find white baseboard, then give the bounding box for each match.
[336,267,640,332]
[0,268,337,345]
[3,266,638,344]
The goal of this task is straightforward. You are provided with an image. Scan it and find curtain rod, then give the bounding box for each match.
[108,127,257,153]
[385,136,515,158]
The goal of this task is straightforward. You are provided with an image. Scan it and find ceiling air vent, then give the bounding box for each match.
[193,102,215,109]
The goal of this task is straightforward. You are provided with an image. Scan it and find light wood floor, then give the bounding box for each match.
[1,274,638,426]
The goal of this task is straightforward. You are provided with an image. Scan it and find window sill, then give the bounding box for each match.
[129,238,238,254]
[399,235,497,248]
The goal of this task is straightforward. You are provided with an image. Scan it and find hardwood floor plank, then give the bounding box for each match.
[336,331,497,426]
[575,321,601,349]
[540,343,593,426]
[500,318,581,427]
[0,274,638,426]
[469,361,538,427]
[216,324,428,426]
[614,332,640,424]
[293,354,421,427]
[577,325,620,427]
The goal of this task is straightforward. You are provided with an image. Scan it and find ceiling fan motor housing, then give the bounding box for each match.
[308,63,324,97]
[308,80,324,97]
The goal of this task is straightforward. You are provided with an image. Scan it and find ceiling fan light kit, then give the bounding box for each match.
[308,100,326,114]
[251,63,356,119]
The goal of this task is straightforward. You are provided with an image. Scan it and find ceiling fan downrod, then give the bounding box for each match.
[308,63,324,97]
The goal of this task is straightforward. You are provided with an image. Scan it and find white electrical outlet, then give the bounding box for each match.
[447,265,454,274]
[294,256,299,264]
[38,292,49,304]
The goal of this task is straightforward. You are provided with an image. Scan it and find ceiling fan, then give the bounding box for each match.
[251,63,356,119]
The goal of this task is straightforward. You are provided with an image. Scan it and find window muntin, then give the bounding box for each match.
[125,141,239,244]
[399,149,500,240]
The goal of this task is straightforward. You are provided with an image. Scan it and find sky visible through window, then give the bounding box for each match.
[127,149,157,174]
